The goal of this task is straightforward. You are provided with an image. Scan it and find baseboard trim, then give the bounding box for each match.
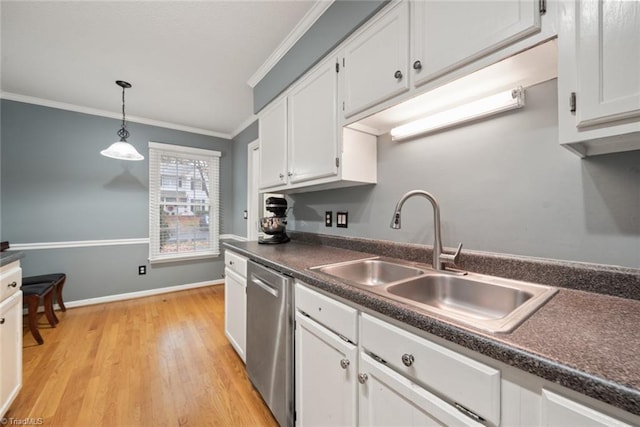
[64,279,224,309]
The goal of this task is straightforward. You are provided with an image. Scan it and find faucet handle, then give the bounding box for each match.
[440,242,463,266]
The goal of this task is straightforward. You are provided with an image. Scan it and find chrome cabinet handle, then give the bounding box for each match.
[394,70,403,79]
[229,260,234,265]
[287,171,293,177]
[413,60,422,70]
[279,173,285,179]
[8,281,17,288]
[358,373,368,384]
[340,359,350,369]
[401,353,415,367]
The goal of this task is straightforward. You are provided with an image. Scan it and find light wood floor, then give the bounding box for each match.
[7,285,277,427]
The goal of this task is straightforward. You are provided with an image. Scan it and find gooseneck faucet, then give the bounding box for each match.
[390,190,463,271]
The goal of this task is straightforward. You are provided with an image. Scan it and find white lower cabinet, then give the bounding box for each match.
[541,389,634,427]
[0,291,22,418]
[295,313,357,426]
[295,282,358,426]
[293,283,640,426]
[224,250,247,362]
[359,352,481,426]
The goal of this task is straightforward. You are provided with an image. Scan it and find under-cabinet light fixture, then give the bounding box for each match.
[100,80,144,161]
[390,86,525,141]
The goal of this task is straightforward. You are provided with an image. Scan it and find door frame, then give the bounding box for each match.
[247,139,260,241]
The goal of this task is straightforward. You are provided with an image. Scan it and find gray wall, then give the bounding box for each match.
[232,120,258,237]
[288,80,640,269]
[253,0,387,113]
[1,99,233,301]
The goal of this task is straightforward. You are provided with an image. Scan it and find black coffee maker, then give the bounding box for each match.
[258,197,290,244]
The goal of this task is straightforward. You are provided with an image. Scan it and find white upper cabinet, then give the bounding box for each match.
[288,58,338,185]
[341,1,409,118]
[558,0,640,156]
[258,97,288,189]
[411,0,541,87]
[258,55,377,194]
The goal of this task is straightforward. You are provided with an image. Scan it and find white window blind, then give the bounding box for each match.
[149,142,221,263]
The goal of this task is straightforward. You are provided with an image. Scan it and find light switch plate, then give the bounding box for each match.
[337,211,348,228]
[325,211,333,227]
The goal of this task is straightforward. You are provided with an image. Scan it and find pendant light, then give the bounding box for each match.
[100,80,144,161]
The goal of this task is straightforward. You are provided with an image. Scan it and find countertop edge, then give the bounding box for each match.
[0,251,25,267]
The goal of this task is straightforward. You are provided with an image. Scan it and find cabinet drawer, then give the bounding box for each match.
[224,250,247,278]
[360,313,500,425]
[0,262,22,302]
[295,282,358,344]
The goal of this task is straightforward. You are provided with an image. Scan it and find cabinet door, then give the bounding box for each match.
[412,0,541,87]
[224,268,246,362]
[295,312,357,427]
[0,291,22,418]
[288,58,338,185]
[258,97,288,189]
[342,1,409,117]
[541,389,633,427]
[358,353,481,426]
[575,0,640,127]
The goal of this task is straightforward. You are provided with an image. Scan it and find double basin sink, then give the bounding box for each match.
[309,258,557,333]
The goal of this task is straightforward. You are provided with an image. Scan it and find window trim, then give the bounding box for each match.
[148,141,221,264]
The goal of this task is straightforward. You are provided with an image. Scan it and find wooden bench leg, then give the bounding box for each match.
[44,290,58,327]
[25,295,44,345]
[55,276,67,312]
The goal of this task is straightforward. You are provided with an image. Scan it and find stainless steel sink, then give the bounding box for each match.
[383,273,557,332]
[309,258,425,286]
[309,259,557,333]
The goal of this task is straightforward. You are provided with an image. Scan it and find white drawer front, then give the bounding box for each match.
[295,282,358,344]
[224,250,247,278]
[0,262,22,302]
[360,313,500,425]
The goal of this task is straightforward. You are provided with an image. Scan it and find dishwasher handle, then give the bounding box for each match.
[251,276,279,298]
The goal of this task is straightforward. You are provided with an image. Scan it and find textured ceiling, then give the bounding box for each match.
[1,1,317,136]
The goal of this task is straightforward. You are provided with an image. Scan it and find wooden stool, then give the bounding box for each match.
[22,282,57,345]
[22,273,67,312]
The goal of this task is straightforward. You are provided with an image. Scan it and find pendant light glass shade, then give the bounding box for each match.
[101,80,144,161]
[100,141,145,161]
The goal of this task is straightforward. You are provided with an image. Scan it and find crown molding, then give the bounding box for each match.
[231,114,258,139]
[247,0,334,88]
[0,92,232,139]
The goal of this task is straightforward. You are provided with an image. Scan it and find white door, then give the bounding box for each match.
[541,389,633,427]
[246,140,260,241]
[224,269,246,362]
[288,58,339,185]
[258,97,288,189]
[342,1,409,117]
[0,291,22,418]
[411,0,541,87]
[295,313,357,427]
[358,353,481,426]
[575,0,640,127]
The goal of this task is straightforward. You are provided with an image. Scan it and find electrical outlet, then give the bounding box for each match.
[138,265,146,275]
[325,211,333,227]
[337,211,348,228]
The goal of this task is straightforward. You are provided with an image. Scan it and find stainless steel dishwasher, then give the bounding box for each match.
[246,260,294,427]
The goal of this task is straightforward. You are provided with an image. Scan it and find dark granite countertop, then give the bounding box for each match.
[0,251,24,267]
[224,240,640,417]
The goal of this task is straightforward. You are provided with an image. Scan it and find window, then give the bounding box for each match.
[149,142,221,263]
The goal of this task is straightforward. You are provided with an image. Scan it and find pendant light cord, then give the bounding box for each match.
[117,84,130,141]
